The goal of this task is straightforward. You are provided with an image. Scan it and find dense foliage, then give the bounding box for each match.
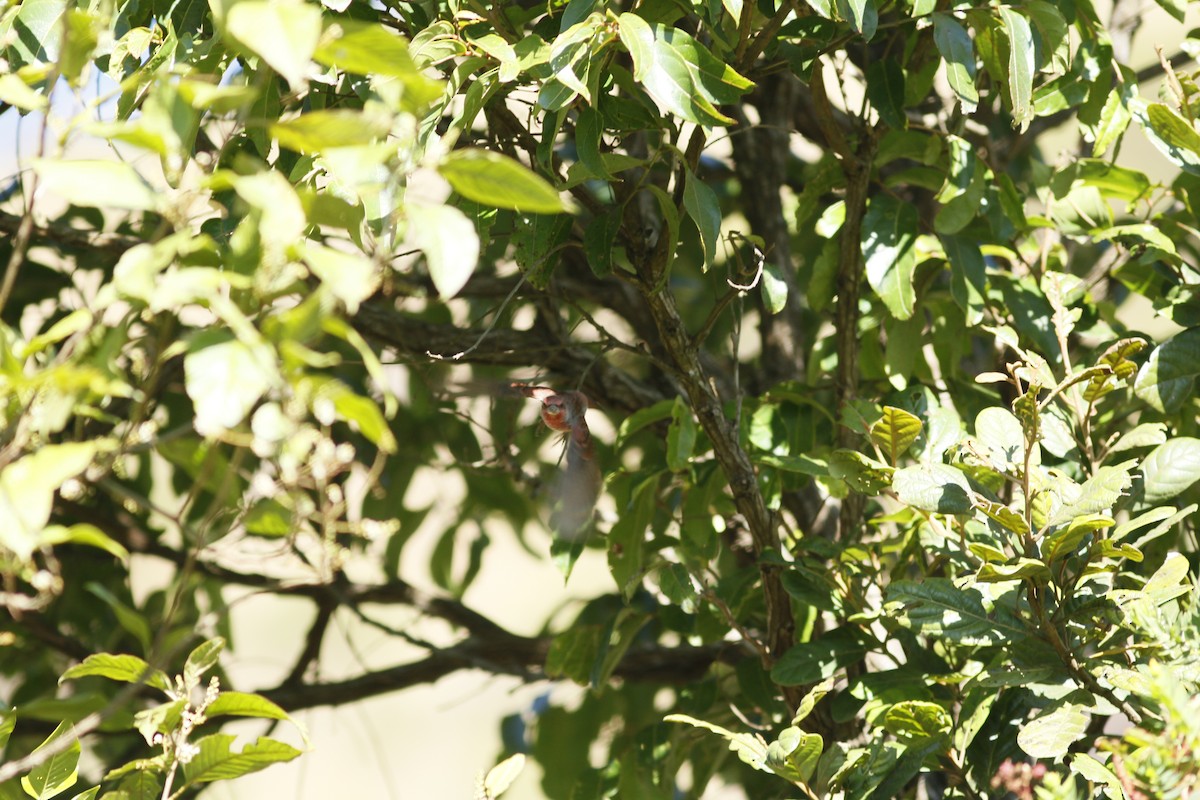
[3,0,1200,798]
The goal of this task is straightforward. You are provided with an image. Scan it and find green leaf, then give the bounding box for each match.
[870,406,923,465]
[1070,754,1124,800]
[973,498,1030,536]
[0,74,48,111]
[21,722,79,800]
[185,333,278,438]
[303,242,379,314]
[609,477,656,597]
[976,558,1051,583]
[1153,0,1187,23]
[0,711,14,753]
[1143,103,1200,174]
[1144,552,1191,605]
[1000,8,1035,131]
[683,168,721,270]
[180,735,302,785]
[40,524,129,562]
[888,578,1025,645]
[664,714,771,773]
[31,159,158,211]
[883,701,951,740]
[243,498,293,537]
[1049,464,1133,526]
[439,149,567,214]
[935,135,984,234]
[755,454,830,478]
[765,727,823,783]
[941,236,987,325]
[271,109,392,155]
[1110,422,1168,454]
[865,59,906,128]
[892,463,971,514]
[483,754,526,798]
[0,442,100,561]
[85,584,151,653]
[616,399,676,445]
[771,628,869,685]
[1141,438,1200,504]
[2,0,65,66]
[315,20,441,106]
[574,106,612,180]
[226,0,322,87]
[407,202,481,298]
[932,14,978,113]
[1134,328,1200,414]
[135,698,187,745]
[829,450,894,495]
[617,13,754,127]
[862,194,918,319]
[297,376,397,454]
[1095,223,1176,255]
[1017,703,1089,759]
[58,653,171,691]
[207,692,290,721]
[667,397,697,472]
[184,638,225,687]
[68,787,99,800]
[836,0,878,40]
[1043,514,1113,562]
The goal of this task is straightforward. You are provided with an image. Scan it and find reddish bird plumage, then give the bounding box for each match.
[511,383,600,537]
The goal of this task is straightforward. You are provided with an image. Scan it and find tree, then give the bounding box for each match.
[2,0,1200,797]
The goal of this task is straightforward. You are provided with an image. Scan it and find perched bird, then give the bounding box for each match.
[511,383,601,538]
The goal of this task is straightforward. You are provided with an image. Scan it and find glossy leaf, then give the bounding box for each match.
[933,14,978,113]
[439,149,568,214]
[862,194,918,320]
[667,397,698,472]
[617,13,753,127]
[21,721,80,800]
[58,654,171,691]
[1000,8,1035,131]
[683,168,721,270]
[870,406,923,465]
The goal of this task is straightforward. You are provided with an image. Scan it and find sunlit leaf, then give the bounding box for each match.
[439,149,567,214]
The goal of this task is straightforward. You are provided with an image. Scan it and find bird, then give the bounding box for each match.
[510,383,601,539]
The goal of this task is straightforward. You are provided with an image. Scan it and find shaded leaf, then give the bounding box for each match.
[1134,327,1200,414]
